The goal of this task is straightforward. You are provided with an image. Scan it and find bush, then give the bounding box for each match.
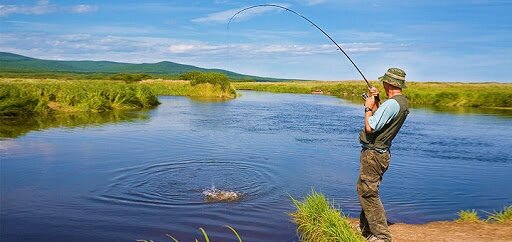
[110,73,152,83]
[181,72,232,91]
[179,71,202,81]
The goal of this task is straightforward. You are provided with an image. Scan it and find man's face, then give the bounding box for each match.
[383,82,391,96]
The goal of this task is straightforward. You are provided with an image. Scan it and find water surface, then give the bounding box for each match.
[1,91,511,241]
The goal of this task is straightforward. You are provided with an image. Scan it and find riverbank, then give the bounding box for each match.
[233,81,512,109]
[291,192,512,242]
[0,78,236,116]
[373,220,512,242]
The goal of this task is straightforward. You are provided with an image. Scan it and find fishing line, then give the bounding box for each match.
[228,4,372,89]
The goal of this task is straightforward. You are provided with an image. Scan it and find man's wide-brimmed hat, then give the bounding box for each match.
[378,68,406,88]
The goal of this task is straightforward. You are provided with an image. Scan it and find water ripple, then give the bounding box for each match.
[92,158,280,208]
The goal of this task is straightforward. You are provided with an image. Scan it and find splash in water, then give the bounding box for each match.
[202,186,241,202]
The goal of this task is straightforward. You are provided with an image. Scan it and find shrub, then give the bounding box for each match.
[110,73,152,83]
[190,72,231,91]
[179,71,202,81]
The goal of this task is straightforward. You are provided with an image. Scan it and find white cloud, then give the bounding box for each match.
[0,0,97,17]
[192,4,290,24]
[70,4,98,14]
[303,0,328,6]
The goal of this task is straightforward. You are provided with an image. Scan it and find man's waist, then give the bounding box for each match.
[361,143,389,153]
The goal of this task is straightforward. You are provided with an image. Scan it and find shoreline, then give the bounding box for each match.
[347,218,512,241]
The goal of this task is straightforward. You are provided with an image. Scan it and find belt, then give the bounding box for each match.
[361,146,389,154]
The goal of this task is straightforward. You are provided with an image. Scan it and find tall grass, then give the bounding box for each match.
[234,81,512,109]
[0,79,159,116]
[456,210,482,222]
[136,226,243,242]
[290,190,365,242]
[142,79,236,99]
[485,205,512,223]
[456,205,512,223]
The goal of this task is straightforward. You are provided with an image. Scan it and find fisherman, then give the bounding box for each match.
[357,68,409,242]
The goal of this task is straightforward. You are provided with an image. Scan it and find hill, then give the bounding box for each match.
[0,52,281,81]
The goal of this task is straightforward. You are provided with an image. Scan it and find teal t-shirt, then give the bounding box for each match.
[368,98,400,132]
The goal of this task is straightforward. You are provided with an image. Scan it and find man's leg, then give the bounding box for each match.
[359,209,372,238]
[357,150,392,241]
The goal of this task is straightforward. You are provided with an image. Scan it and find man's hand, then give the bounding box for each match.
[369,86,379,97]
[368,86,380,109]
[365,95,375,109]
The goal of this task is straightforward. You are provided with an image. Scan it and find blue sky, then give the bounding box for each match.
[1,0,511,82]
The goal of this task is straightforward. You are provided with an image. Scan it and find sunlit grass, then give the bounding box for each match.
[456,206,512,223]
[485,205,512,223]
[142,80,236,99]
[137,225,242,242]
[290,190,365,242]
[456,209,482,222]
[233,81,512,109]
[0,78,160,115]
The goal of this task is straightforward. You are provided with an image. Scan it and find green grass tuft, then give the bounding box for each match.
[290,190,365,242]
[456,209,482,222]
[485,205,512,223]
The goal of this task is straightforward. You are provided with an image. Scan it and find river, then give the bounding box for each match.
[1,91,511,241]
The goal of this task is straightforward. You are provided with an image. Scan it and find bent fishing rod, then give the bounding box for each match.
[228,4,373,90]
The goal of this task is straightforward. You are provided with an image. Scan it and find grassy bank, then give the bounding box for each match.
[142,72,237,99]
[290,191,365,242]
[0,73,237,116]
[234,81,512,109]
[0,79,159,116]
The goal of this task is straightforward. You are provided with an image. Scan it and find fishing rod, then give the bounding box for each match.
[228,4,372,89]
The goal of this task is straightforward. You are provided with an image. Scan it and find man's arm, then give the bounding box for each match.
[364,96,376,133]
[364,99,400,133]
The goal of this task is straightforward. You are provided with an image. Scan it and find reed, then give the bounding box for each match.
[0,79,159,116]
[137,226,243,242]
[290,190,365,242]
[142,79,236,99]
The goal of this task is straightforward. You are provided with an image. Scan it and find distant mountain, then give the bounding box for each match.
[0,52,280,81]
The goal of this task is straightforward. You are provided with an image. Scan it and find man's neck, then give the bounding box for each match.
[386,90,402,98]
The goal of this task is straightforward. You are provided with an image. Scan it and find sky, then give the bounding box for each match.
[1,0,511,82]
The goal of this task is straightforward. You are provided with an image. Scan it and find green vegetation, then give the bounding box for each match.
[143,72,237,99]
[456,205,512,223]
[456,210,482,222]
[137,225,242,242]
[0,79,159,116]
[110,73,152,83]
[234,81,512,109]
[290,190,365,242]
[486,205,512,223]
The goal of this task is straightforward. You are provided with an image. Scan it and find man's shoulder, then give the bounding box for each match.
[381,98,400,108]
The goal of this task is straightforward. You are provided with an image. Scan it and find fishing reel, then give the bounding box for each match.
[361,92,369,101]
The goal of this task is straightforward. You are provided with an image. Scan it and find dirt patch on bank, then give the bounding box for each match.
[350,219,512,241]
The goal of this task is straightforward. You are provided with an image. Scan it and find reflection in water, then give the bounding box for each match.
[0,110,150,138]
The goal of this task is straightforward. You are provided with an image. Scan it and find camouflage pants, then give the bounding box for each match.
[357,149,392,242]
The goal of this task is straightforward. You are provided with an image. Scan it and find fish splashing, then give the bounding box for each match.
[202,186,241,202]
